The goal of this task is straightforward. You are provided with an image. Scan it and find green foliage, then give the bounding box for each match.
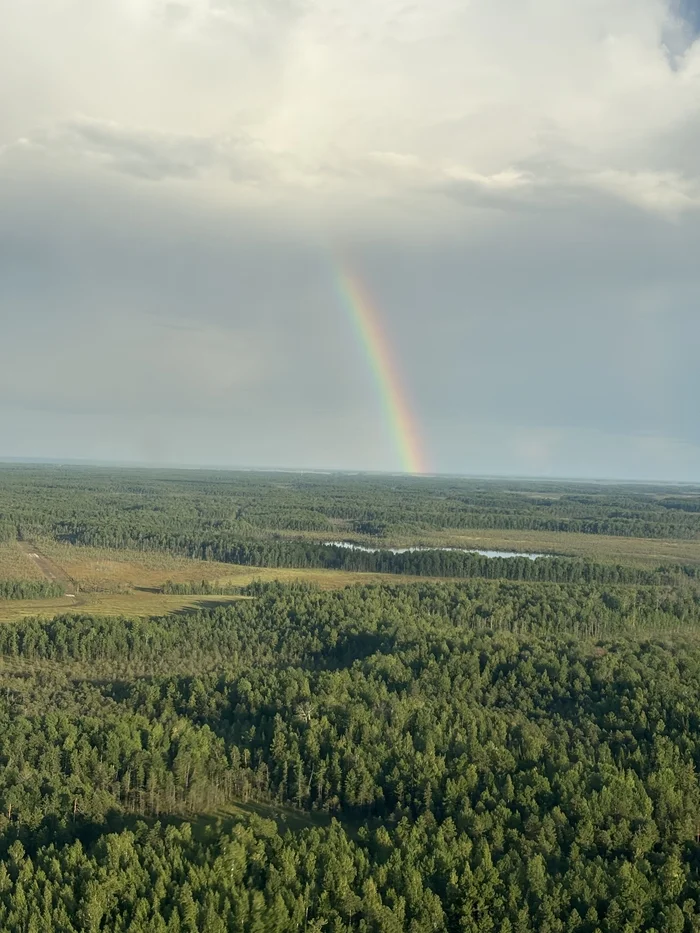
[150,542,700,585]
[162,579,244,595]
[1,581,700,927]
[2,465,700,929]
[3,463,700,545]
[2,579,700,670]
[0,579,65,599]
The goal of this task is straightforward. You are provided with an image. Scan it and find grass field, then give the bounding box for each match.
[35,541,254,592]
[407,528,700,567]
[0,591,250,622]
[34,541,453,592]
[0,541,48,581]
[4,524,698,624]
[278,527,700,568]
[0,541,464,622]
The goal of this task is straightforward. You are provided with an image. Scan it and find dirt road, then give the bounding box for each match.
[18,541,77,596]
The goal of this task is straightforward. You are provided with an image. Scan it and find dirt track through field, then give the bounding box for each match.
[17,541,77,596]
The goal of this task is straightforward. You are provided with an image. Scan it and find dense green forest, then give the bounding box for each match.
[2,581,700,930]
[2,465,700,550]
[0,580,65,600]
[3,465,700,589]
[115,540,700,586]
[3,466,700,930]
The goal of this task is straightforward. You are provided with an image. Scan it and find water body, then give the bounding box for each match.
[325,541,545,560]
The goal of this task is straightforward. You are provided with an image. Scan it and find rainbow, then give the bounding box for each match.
[335,262,429,474]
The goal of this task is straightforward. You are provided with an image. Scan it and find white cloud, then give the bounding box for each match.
[3,0,700,476]
[3,0,700,218]
[9,116,275,183]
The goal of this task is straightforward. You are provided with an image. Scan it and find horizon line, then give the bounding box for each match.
[0,456,697,487]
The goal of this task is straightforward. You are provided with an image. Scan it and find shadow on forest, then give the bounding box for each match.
[0,799,359,861]
[168,597,248,616]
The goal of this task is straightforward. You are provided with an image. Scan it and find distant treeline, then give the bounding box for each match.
[192,540,700,586]
[41,510,700,545]
[4,464,700,543]
[162,580,244,595]
[0,580,65,600]
[54,530,700,586]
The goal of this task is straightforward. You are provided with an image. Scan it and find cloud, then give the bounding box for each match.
[2,0,700,477]
[439,167,541,212]
[3,117,276,184]
[58,119,219,181]
[3,0,700,218]
[588,168,700,215]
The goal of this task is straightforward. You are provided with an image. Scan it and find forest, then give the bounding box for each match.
[2,466,700,930]
[0,580,65,600]
[2,465,700,549]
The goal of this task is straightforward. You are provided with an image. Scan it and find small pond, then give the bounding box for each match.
[325,541,546,560]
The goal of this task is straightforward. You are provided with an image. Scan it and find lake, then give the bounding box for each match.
[325,541,546,560]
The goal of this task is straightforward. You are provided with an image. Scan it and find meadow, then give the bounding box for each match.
[35,540,444,592]
[0,540,465,620]
[0,540,47,582]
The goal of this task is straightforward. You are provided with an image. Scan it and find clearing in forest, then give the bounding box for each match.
[32,541,462,593]
[0,540,47,582]
[17,540,76,590]
[0,540,460,622]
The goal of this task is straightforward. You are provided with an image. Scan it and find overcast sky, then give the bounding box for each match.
[2,0,700,480]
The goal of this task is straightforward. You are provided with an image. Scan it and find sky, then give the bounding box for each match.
[1,0,700,481]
